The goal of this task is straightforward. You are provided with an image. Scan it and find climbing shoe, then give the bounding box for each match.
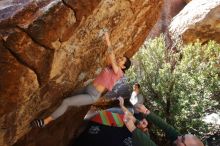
[31,119,45,128]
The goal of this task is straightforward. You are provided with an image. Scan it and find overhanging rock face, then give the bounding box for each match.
[169,0,220,44]
[0,0,163,146]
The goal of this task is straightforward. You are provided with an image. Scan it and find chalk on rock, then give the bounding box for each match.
[98,28,109,38]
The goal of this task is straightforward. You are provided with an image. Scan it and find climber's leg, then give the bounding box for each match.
[51,84,101,120]
[31,84,101,128]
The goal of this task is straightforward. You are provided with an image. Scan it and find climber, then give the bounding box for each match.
[31,31,131,128]
[123,104,204,146]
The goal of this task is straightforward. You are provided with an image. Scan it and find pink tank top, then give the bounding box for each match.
[93,67,123,91]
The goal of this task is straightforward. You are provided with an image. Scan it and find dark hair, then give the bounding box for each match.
[134,113,144,121]
[134,83,140,89]
[122,56,131,73]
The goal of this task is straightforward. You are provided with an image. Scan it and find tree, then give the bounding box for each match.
[126,35,220,141]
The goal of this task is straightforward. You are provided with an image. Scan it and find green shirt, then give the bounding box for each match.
[132,112,181,146]
[132,128,157,146]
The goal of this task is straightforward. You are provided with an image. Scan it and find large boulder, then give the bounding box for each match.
[0,0,163,146]
[148,0,186,39]
[169,0,220,44]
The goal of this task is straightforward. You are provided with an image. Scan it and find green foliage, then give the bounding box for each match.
[126,35,220,138]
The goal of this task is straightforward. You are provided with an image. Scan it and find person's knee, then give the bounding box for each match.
[91,95,99,103]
